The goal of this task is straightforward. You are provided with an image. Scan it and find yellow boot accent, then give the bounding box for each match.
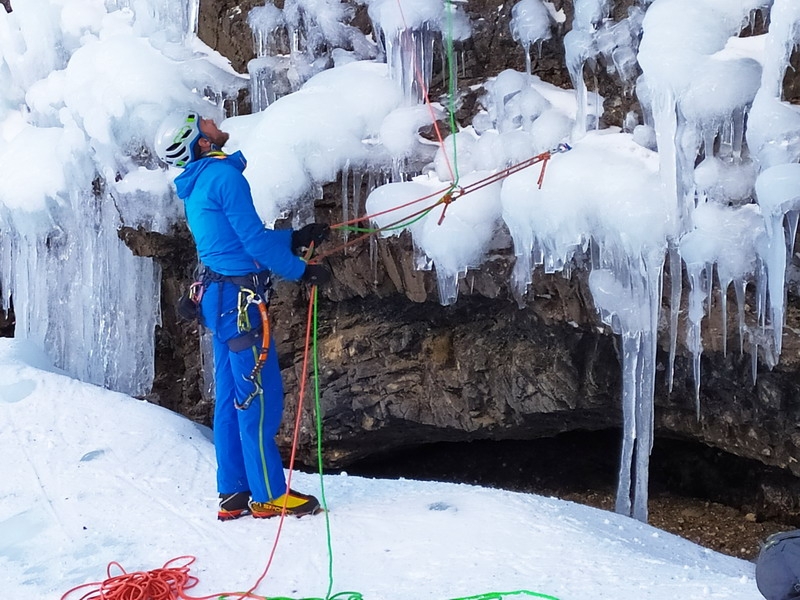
[250,489,321,518]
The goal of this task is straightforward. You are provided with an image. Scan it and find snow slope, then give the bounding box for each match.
[0,338,759,600]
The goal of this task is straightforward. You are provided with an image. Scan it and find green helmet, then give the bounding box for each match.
[154,111,204,167]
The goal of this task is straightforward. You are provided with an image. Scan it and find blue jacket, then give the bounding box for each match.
[174,151,306,280]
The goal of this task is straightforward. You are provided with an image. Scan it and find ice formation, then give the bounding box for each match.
[0,0,245,395]
[3,0,800,522]
[510,0,554,76]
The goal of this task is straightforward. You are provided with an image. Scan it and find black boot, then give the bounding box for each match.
[218,491,251,521]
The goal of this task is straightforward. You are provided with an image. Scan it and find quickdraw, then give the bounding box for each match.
[234,288,271,411]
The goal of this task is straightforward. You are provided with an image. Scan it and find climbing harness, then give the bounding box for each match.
[192,267,274,411]
[235,286,272,411]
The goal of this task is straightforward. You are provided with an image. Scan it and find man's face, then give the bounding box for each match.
[199,118,230,148]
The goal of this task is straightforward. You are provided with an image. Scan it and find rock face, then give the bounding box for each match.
[130,0,800,517]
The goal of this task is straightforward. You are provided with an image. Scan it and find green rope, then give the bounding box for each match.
[313,288,366,600]
[235,593,556,600]
[220,589,558,600]
[444,0,460,186]
[448,592,560,600]
[336,225,379,233]
[337,205,438,235]
[311,287,339,600]
[219,593,362,600]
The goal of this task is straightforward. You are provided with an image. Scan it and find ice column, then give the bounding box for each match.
[0,0,241,397]
[0,168,160,397]
[589,248,663,522]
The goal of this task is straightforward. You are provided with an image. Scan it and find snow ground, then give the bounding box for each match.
[0,337,758,600]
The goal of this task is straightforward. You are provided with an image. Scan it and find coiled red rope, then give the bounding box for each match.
[60,556,202,600]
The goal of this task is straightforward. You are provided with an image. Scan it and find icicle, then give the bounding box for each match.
[341,162,350,246]
[248,55,296,111]
[684,262,710,417]
[369,234,379,286]
[633,330,655,523]
[564,29,591,138]
[754,164,800,358]
[524,43,532,76]
[187,0,199,37]
[392,25,436,105]
[0,218,13,312]
[436,270,460,306]
[510,0,553,78]
[588,246,664,522]
[614,332,638,518]
[719,275,729,358]
[731,106,746,161]
[666,243,681,392]
[755,259,768,329]
[351,170,365,256]
[735,278,747,356]
[787,210,800,251]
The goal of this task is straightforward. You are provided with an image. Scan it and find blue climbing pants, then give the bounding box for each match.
[200,279,288,503]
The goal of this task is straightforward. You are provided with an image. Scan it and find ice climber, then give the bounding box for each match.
[154,110,331,520]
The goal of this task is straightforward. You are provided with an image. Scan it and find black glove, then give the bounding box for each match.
[301,263,331,286]
[291,223,330,252]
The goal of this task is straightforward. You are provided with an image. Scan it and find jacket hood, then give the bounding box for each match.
[174,150,247,199]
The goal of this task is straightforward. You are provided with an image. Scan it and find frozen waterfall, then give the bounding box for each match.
[3,0,800,524]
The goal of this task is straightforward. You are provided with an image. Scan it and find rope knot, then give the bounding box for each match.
[437,188,464,225]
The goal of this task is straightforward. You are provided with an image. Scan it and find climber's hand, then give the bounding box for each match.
[301,263,331,286]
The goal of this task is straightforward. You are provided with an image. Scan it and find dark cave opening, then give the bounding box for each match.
[0,300,14,337]
[344,429,800,526]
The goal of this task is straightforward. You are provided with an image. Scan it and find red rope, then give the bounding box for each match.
[59,556,205,600]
